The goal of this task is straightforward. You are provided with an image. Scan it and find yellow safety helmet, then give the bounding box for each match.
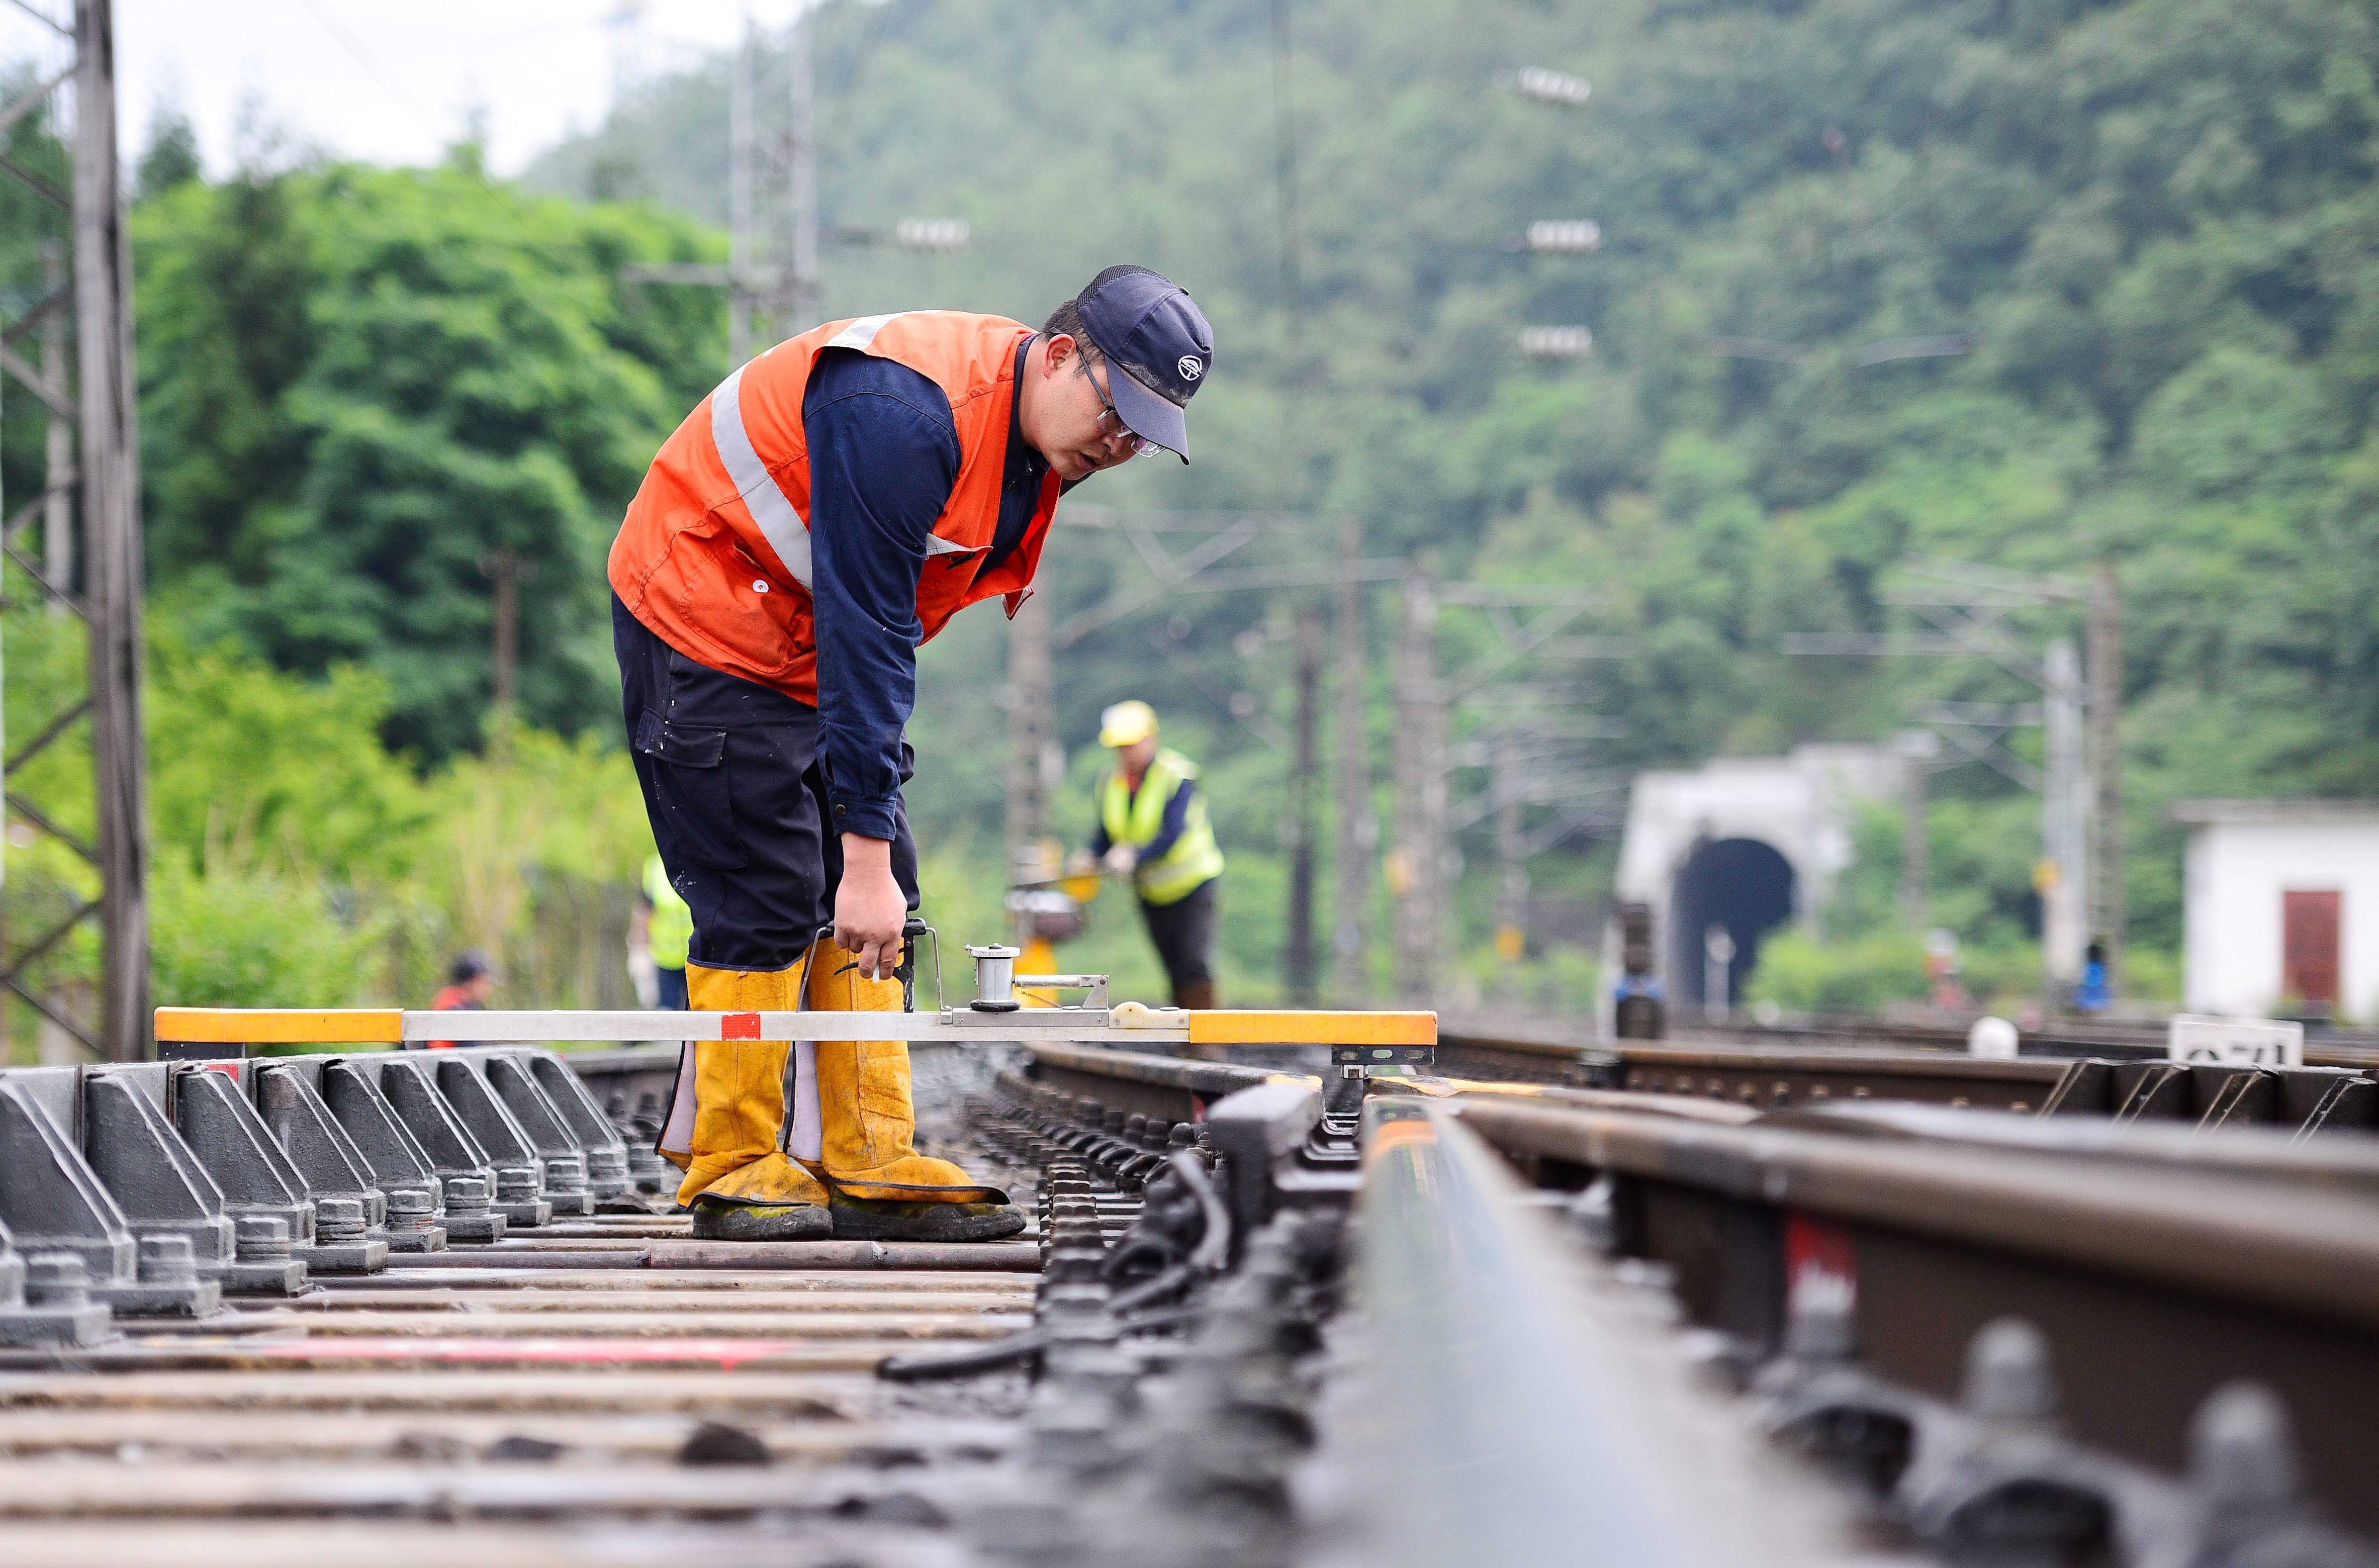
[1098,699,1158,748]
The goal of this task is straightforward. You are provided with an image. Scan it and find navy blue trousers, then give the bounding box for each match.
[613,595,919,973]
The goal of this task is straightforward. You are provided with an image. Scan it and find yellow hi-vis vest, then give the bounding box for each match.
[644,854,694,970]
[1100,748,1225,906]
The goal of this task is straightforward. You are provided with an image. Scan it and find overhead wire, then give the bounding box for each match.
[294,0,443,146]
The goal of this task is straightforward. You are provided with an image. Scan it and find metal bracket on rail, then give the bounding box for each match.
[1324,1042,1439,1122]
[954,941,1115,1027]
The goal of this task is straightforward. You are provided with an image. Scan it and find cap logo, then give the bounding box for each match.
[1177,355,1204,381]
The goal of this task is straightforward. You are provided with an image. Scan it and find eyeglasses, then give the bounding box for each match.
[1078,357,1159,458]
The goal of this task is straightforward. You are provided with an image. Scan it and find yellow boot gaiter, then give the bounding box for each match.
[799,937,1007,1204]
[668,959,829,1211]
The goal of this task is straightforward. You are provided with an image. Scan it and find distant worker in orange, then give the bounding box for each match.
[1074,701,1225,1008]
[423,950,495,1051]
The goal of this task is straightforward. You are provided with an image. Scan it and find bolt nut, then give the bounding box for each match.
[387,1189,439,1232]
[1963,1317,2057,1425]
[314,1197,368,1241]
[1043,1252,1104,1283]
[443,1175,493,1213]
[137,1234,199,1284]
[495,1166,541,1203]
[235,1215,292,1260]
[25,1253,92,1306]
[542,1153,589,1193]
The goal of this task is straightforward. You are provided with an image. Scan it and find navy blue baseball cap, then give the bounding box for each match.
[1073,264,1212,463]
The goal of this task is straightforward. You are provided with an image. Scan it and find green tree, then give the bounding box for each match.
[134,162,725,762]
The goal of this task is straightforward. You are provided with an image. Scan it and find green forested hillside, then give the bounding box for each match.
[527,0,2379,1001]
[132,157,725,761]
[4,0,2374,1021]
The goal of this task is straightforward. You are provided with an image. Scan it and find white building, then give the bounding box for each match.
[2173,800,2379,1023]
[1607,744,1908,1016]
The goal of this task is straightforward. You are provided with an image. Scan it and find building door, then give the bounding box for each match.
[2281,889,2342,1009]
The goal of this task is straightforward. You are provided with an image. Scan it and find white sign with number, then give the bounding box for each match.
[2167,1014,2305,1068]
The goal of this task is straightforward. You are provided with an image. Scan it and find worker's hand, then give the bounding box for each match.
[834,834,908,981]
[1102,844,1138,877]
[1062,849,1099,879]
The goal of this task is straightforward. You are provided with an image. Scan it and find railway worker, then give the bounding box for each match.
[1076,700,1226,1010]
[634,851,694,1011]
[609,267,1215,1243]
[421,950,495,1051]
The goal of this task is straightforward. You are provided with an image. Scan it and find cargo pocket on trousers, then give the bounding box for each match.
[633,712,747,870]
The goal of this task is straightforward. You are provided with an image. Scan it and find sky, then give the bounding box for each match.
[1,2,815,176]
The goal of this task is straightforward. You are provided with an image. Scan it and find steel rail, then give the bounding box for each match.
[1449,1093,2379,1532]
[1017,1041,2379,1531]
[1309,1098,1851,1567]
[1451,1095,2379,1332]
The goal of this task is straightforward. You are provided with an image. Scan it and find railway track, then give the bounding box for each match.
[1435,1009,2379,1133]
[3,1015,2376,1565]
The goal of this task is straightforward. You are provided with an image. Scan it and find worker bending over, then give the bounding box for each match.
[1079,701,1225,1010]
[609,269,1214,1243]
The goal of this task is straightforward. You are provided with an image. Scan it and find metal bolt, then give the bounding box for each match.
[387,1189,438,1232]
[1962,1317,2057,1425]
[1027,1394,1122,1477]
[315,1197,368,1242]
[543,1153,589,1192]
[2190,1381,2300,1513]
[495,1167,541,1204]
[1782,1266,1858,1363]
[1040,1283,1112,1321]
[25,1253,91,1307]
[235,1215,292,1260]
[137,1235,199,1284]
[444,1174,493,1213]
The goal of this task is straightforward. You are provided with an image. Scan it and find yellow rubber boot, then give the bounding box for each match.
[675,960,830,1241]
[801,938,1024,1243]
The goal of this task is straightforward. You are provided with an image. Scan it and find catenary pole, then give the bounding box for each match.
[787,2,819,332]
[1286,599,1322,1002]
[2087,564,2124,997]
[41,238,69,617]
[1330,516,1372,1003]
[1393,566,1442,1005]
[1493,729,1524,973]
[1005,589,1053,878]
[2039,637,2086,1001]
[74,0,149,1061]
[727,8,755,365]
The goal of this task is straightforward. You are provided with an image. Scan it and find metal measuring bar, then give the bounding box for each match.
[153,1005,1438,1050]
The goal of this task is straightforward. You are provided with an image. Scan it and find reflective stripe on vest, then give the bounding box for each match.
[709,362,813,588]
[1100,749,1225,906]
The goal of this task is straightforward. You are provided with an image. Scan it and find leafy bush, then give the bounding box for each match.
[1745,930,1931,1016]
[149,857,391,1008]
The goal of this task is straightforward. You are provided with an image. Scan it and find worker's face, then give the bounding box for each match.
[465,973,495,1005]
[1121,736,1159,772]
[1027,334,1147,483]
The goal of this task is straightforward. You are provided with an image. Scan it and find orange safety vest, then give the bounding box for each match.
[608,311,1063,705]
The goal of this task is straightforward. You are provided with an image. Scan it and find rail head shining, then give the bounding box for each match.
[151,1005,1437,1049]
[1336,1097,1853,1566]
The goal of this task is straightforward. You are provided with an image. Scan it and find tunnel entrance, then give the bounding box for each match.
[1669,838,1797,1008]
